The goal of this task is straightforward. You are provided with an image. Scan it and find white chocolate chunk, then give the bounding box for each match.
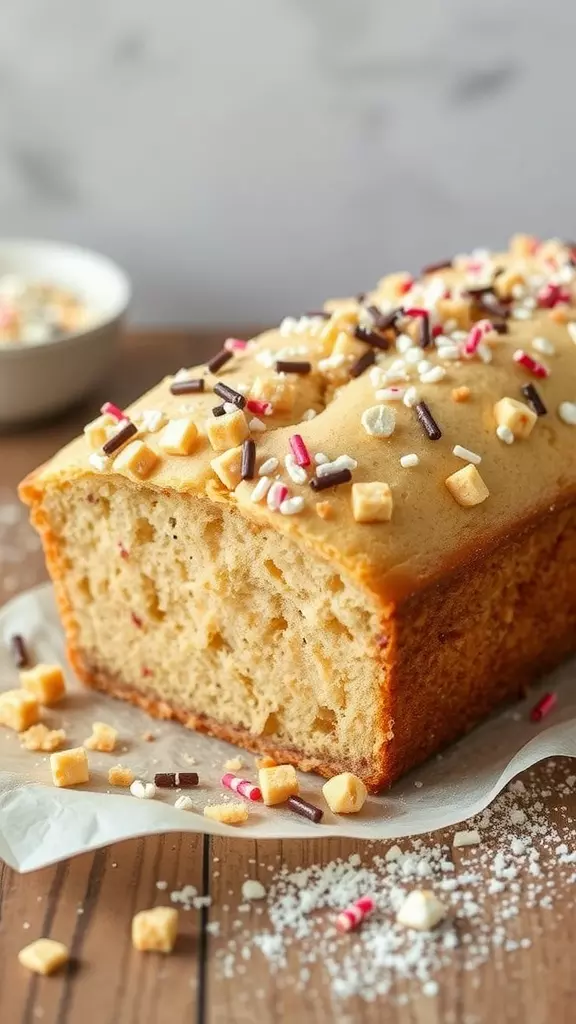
[397,890,447,931]
[50,747,89,788]
[322,772,368,814]
[493,397,537,440]
[130,779,157,800]
[445,464,489,508]
[361,404,396,438]
[132,907,179,953]
[0,689,39,732]
[20,663,65,705]
[113,440,159,480]
[352,482,393,523]
[210,446,243,490]
[18,938,69,975]
[159,417,198,455]
[453,829,481,848]
[206,410,249,452]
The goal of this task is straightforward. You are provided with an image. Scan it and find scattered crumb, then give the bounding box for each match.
[108,765,135,788]
[132,907,178,953]
[142,731,156,743]
[204,803,249,825]
[224,756,244,772]
[18,938,69,975]
[451,385,471,403]
[20,724,66,752]
[241,880,267,901]
[84,721,117,753]
[315,500,334,520]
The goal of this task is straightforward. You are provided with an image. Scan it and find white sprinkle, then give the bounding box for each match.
[420,366,447,384]
[280,496,305,516]
[130,780,156,800]
[314,452,329,465]
[532,336,555,356]
[361,404,396,438]
[437,344,460,360]
[397,890,446,931]
[452,444,482,465]
[395,333,414,354]
[241,880,267,901]
[400,453,419,468]
[496,424,515,445]
[267,481,286,511]
[249,417,266,432]
[279,316,298,337]
[453,829,481,848]
[567,322,576,345]
[138,409,166,433]
[375,387,406,402]
[318,353,346,371]
[258,457,278,476]
[302,408,317,421]
[223,402,237,414]
[173,367,191,381]
[558,401,576,425]
[88,453,109,472]
[251,476,272,502]
[404,348,423,366]
[417,359,433,375]
[284,455,308,485]
[403,386,418,408]
[317,454,358,477]
[384,368,409,384]
[174,795,194,811]
[476,342,493,364]
[294,316,312,335]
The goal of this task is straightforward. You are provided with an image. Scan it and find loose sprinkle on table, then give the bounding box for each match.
[310,468,352,492]
[521,383,547,417]
[286,794,323,823]
[336,896,375,934]
[246,399,272,416]
[154,772,199,788]
[530,692,557,722]
[102,421,137,456]
[415,401,442,440]
[513,350,550,378]
[452,444,482,465]
[169,378,205,395]
[241,439,256,480]
[9,634,28,668]
[275,360,311,374]
[208,349,233,374]
[289,434,311,467]
[221,773,262,802]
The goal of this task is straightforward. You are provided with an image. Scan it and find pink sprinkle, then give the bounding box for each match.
[513,349,550,379]
[530,692,557,723]
[246,399,273,416]
[403,307,428,318]
[463,318,494,356]
[224,337,248,352]
[336,896,375,934]
[398,279,413,295]
[289,433,311,467]
[537,283,570,309]
[221,773,262,802]
[101,401,125,421]
[267,482,288,511]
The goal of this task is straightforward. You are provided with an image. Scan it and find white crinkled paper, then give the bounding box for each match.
[1,583,575,872]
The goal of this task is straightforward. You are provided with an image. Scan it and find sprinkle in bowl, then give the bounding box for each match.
[0,239,130,426]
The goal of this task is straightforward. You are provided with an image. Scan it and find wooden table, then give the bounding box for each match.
[1,331,574,1024]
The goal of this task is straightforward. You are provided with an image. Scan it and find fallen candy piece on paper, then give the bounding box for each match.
[132,907,179,953]
[222,772,262,801]
[154,771,199,788]
[9,633,29,668]
[18,938,69,976]
[258,765,299,806]
[286,794,323,823]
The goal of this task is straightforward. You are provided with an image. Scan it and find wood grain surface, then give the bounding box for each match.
[0,331,574,1024]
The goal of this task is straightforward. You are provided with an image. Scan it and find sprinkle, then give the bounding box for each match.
[513,349,550,378]
[279,316,298,336]
[532,336,555,356]
[138,409,166,433]
[275,360,311,374]
[280,496,305,516]
[419,366,446,384]
[476,342,492,364]
[400,454,419,468]
[258,457,279,476]
[436,343,460,360]
[249,417,266,432]
[371,306,403,332]
[224,337,248,352]
[130,780,156,800]
[241,439,256,480]
[154,772,199,788]
[315,453,329,465]
[102,421,138,456]
[537,283,569,308]
[453,829,481,848]
[336,896,375,934]
[452,444,482,465]
[353,326,390,350]
[221,773,262,801]
[316,455,358,477]
[462,319,495,357]
[213,382,246,409]
[403,386,418,408]
[421,258,452,275]
[310,469,352,492]
[530,692,557,722]
[375,387,406,402]
[567,322,576,345]
[267,481,288,510]
[521,383,547,417]
[169,378,205,395]
[289,434,311,467]
[207,349,233,374]
[174,795,194,810]
[101,401,125,421]
[415,401,442,440]
[286,795,323,823]
[88,453,109,472]
[246,399,272,416]
[361,405,396,438]
[418,313,431,349]
[350,349,376,378]
[558,401,576,425]
[212,404,226,417]
[496,424,515,444]
[251,476,272,503]
[284,455,308,484]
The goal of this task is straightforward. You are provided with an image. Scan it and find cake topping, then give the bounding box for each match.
[513,349,550,379]
[352,482,393,523]
[289,433,311,467]
[206,409,250,452]
[415,401,442,440]
[445,464,489,507]
[212,404,226,417]
[210,447,244,490]
[9,633,29,668]
[158,417,199,456]
[241,439,256,480]
[274,360,312,374]
[101,401,126,421]
[530,692,557,722]
[310,468,352,492]
[452,444,482,465]
[113,440,159,480]
[207,349,233,374]
[258,456,279,476]
[521,383,547,417]
[213,382,246,409]
[267,481,288,510]
[286,794,323,823]
[279,495,305,515]
[102,420,138,456]
[169,378,205,395]
[250,476,272,503]
[361,405,396,438]
[493,397,537,439]
[154,771,199,788]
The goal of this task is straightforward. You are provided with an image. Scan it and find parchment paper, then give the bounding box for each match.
[1,583,575,873]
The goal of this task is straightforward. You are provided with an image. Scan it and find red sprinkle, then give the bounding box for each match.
[224,337,248,352]
[463,318,494,356]
[246,399,273,416]
[118,542,129,560]
[289,434,311,467]
[221,773,262,802]
[513,349,550,379]
[536,283,569,309]
[530,692,557,722]
[403,307,428,318]
[131,612,143,629]
[432,324,444,338]
[336,896,375,934]
[141,666,153,678]
[398,279,413,295]
[101,402,125,421]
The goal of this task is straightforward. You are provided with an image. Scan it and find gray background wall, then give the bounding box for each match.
[0,0,572,325]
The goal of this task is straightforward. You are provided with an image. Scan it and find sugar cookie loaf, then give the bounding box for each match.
[20,235,576,790]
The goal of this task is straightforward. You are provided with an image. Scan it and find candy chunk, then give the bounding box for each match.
[361,405,396,438]
[18,938,69,976]
[174,795,194,810]
[210,446,243,490]
[203,802,249,824]
[322,772,368,814]
[132,907,179,953]
[453,829,481,848]
[224,756,244,772]
[20,663,65,705]
[113,440,159,480]
[84,721,118,752]
[158,417,199,456]
[397,890,447,931]
[0,689,40,732]
[50,746,89,788]
[21,724,66,752]
[83,413,116,450]
[258,764,299,806]
[108,764,134,787]
[206,410,250,452]
[352,482,393,524]
[445,464,489,508]
[493,397,537,440]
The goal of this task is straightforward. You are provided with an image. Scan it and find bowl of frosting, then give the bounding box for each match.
[0,239,130,426]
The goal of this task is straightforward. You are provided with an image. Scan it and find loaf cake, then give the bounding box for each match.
[19,235,576,791]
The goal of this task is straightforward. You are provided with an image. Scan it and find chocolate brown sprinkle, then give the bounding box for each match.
[213,382,246,409]
[102,421,137,456]
[356,292,366,304]
[421,258,452,275]
[353,326,390,351]
[169,378,205,395]
[305,310,331,319]
[476,293,510,320]
[521,383,547,416]
[374,307,403,332]
[350,349,376,378]
[418,312,432,349]
[275,360,312,374]
[207,349,233,374]
[286,794,323,824]
[212,404,226,417]
[241,439,256,480]
[310,468,352,492]
[491,320,509,335]
[415,401,442,441]
[154,772,199,788]
[9,634,28,668]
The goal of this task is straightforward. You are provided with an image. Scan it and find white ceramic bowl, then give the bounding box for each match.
[0,239,130,426]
